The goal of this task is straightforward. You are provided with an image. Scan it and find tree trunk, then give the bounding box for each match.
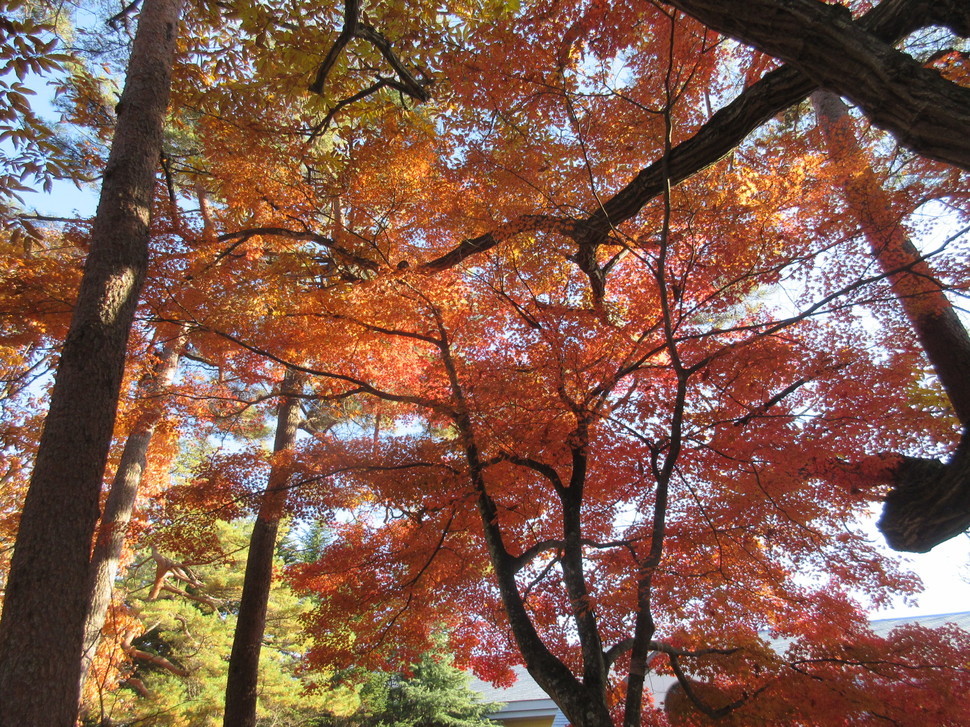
[0,1,183,724]
[811,90,970,552]
[461,433,614,727]
[811,90,970,423]
[223,368,304,727]
[79,325,186,694]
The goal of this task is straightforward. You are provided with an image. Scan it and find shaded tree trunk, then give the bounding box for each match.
[878,437,970,552]
[223,368,304,727]
[448,402,613,725]
[0,0,183,724]
[812,90,970,552]
[79,324,187,694]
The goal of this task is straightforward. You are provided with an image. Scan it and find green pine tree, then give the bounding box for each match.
[82,520,356,727]
[318,647,502,727]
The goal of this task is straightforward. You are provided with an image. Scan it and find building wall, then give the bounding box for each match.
[497,717,554,727]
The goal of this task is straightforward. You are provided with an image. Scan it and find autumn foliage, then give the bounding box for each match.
[1,0,969,725]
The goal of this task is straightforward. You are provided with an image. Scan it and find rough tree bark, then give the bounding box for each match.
[0,0,183,723]
[811,91,970,552]
[78,324,187,694]
[667,0,970,170]
[878,439,970,553]
[223,368,305,727]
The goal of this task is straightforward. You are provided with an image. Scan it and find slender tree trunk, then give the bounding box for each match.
[79,324,187,694]
[812,90,970,552]
[812,90,970,423]
[0,1,183,723]
[223,368,304,727]
[456,425,612,726]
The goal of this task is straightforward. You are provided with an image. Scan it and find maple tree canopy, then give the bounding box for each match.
[0,0,968,725]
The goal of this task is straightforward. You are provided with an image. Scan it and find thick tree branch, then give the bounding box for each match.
[122,642,189,678]
[423,215,576,271]
[605,638,634,668]
[425,0,957,280]
[147,547,205,601]
[499,452,566,494]
[159,583,222,610]
[355,24,430,102]
[667,653,753,720]
[666,0,970,169]
[215,227,380,273]
[308,0,360,96]
[878,429,970,552]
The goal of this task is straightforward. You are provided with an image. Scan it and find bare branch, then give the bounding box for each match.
[214,226,380,272]
[308,0,431,125]
[308,0,360,96]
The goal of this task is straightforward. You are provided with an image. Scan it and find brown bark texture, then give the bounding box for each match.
[811,90,970,552]
[223,369,305,727]
[581,0,954,248]
[79,326,186,692]
[878,433,970,552]
[0,0,183,724]
[667,0,970,170]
